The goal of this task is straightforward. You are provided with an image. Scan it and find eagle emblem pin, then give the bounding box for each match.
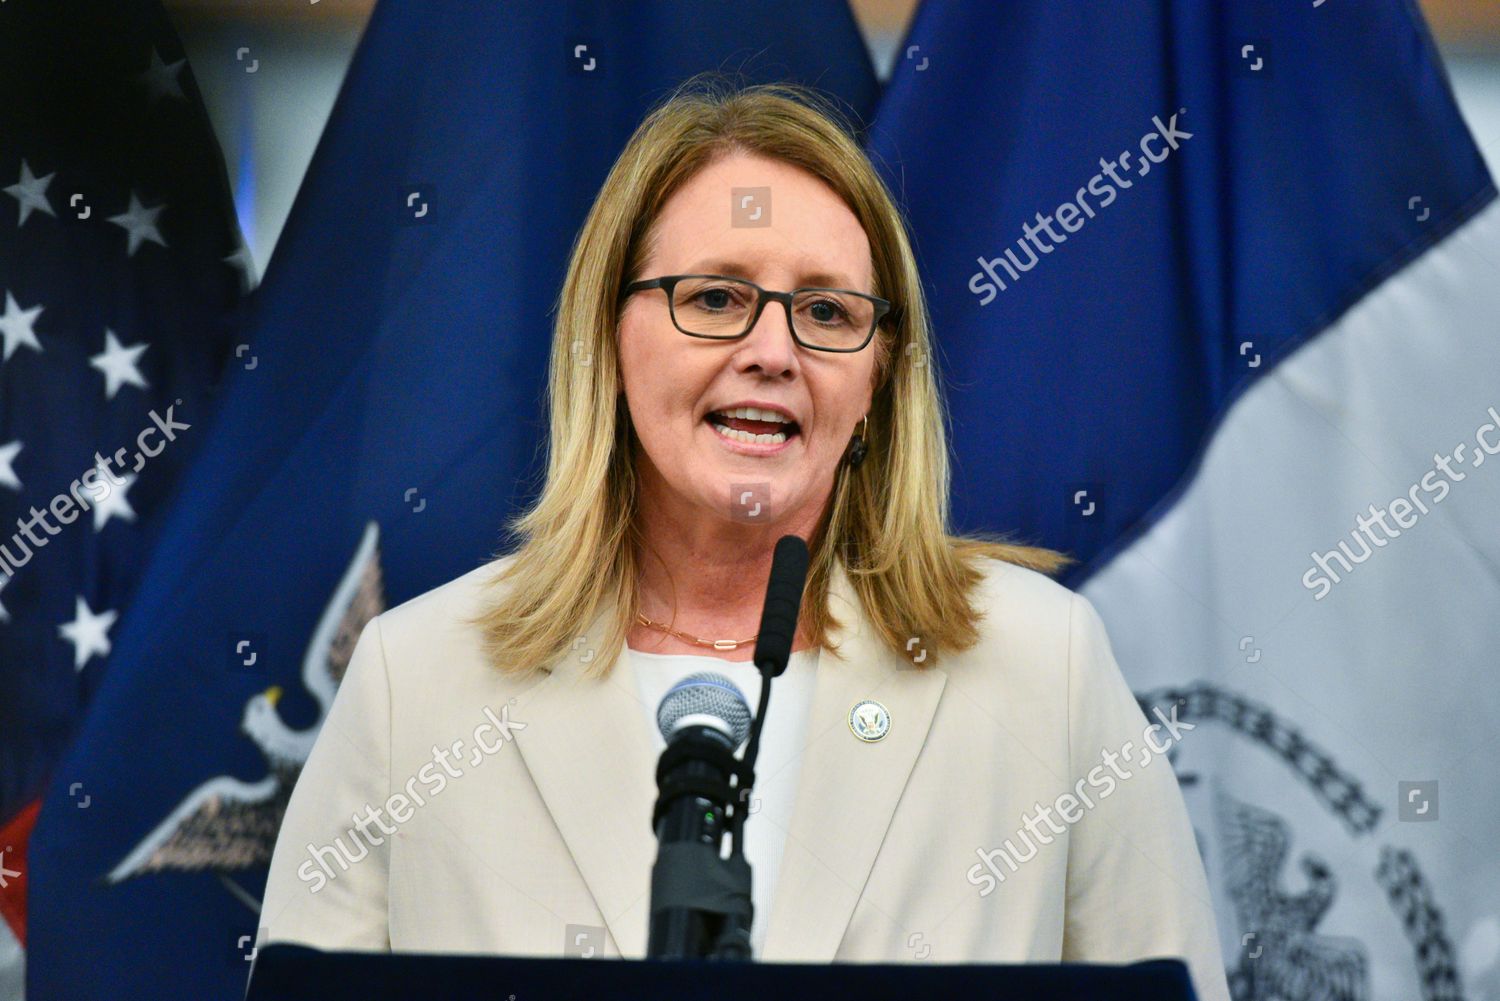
[848,699,891,742]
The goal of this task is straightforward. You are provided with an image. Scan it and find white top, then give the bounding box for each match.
[628,645,820,959]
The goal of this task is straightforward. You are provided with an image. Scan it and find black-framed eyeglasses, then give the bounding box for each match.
[619,274,891,353]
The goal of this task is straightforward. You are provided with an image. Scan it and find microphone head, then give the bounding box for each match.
[655,671,752,748]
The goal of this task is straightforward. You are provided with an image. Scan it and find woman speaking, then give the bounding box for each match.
[259,79,1230,1001]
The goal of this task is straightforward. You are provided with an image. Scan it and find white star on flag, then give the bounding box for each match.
[136,46,186,104]
[89,457,138,531]
[59,595,119,671]
[107,192,167,257]
[89,328,150,399]
[0,289,44,362]
[4,158,57,227]
[0,440,20,492]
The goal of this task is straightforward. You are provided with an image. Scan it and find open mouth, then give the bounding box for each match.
[705,407,801,446]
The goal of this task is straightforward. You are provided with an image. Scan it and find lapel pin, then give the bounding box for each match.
[848,699,891,742]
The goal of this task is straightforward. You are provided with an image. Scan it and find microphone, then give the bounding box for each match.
[646,672,754,960]
[752,534,811,678]
[716,534,810,953]
[644,535,811,961]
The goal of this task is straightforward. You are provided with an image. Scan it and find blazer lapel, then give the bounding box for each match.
[510,597,659,958]
[759,560,947,962]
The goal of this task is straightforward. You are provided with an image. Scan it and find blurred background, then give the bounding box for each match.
[167,0,1500,280]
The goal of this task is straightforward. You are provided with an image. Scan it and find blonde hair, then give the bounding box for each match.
[476,75,1068,676]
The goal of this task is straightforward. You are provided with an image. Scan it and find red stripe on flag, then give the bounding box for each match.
[0,799,38,947]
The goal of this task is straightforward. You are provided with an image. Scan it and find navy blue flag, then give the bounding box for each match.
[867,0,1492,580]
[0,0,246,983]
[27,3,877,998]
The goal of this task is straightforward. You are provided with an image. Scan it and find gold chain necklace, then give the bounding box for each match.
[634,611,756,651]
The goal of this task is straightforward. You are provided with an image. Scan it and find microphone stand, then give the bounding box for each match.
[707,665,773,960]
[708,534,808,959]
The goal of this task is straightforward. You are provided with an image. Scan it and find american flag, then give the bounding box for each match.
[0,0,247,994]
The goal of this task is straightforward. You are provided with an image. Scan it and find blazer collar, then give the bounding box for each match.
[510,557,947,961]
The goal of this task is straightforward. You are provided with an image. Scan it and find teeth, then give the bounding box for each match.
[717,406,790,424]
[710,421,787,445]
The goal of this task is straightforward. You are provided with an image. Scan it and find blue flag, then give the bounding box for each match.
[867,0,1491,579]
[27,3,877,998]
[870,3,1496,997]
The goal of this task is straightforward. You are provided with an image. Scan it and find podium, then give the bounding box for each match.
[245,944,1200,1001]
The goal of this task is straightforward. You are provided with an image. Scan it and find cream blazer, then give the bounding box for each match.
[258,554,1230,1001]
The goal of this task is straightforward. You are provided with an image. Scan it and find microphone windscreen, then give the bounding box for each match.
[753,534,810,677]
[656,671,753,746]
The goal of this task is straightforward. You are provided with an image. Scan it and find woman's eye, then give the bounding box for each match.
[808,299,850,324]
[692,287,741,310]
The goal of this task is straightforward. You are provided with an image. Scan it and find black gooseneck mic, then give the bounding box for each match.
[644,534,811,961]
[752,534,811,679]
[712,533,809,958]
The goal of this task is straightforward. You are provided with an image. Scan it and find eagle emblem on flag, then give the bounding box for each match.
[105,522,385,906]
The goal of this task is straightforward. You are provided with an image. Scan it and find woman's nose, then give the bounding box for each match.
[736,301,797,373]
